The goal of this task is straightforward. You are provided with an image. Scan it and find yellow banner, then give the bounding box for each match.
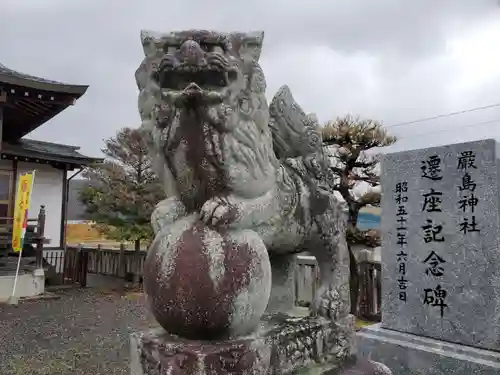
[12,172,35,253]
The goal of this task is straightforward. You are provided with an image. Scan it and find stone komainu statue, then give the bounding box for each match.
[136,30,350,337]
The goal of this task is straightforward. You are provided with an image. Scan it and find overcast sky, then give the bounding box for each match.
[2,0,500,157]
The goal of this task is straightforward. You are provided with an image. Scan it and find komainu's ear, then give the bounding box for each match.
[227,31,265,61]
[140,29,166,58]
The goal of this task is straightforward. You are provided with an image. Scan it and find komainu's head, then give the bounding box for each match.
[136,30,276,198]
[137,29,268,129]
[157,31,261,109]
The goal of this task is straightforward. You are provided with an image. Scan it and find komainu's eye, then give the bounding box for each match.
[200,43,211,52]
[239,97,251,115]
[212,46,223,54]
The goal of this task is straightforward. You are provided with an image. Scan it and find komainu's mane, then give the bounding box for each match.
[268,85,322,160]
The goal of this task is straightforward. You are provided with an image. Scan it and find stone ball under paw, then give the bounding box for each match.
[143,215,271,340]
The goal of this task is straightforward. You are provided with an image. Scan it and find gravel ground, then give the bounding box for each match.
[0,288,156,375]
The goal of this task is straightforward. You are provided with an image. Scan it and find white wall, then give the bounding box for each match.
[17,162,63,248]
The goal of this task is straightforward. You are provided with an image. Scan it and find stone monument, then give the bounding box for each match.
[357,139,500,374]
[131,29,392,374]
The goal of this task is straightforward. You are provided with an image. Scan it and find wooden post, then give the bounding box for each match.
[11,160,18,218]
[96,244,102,274]
[0,104,3,154]
[367,263,375,317]
[133,239,141,284]
[293,259,299,306]
[0,91,6,152]
[79,246,88,288]
[119,243,126,278]
[375,263,382,321]
[59,165,68,248]
[74,243,82,286]
[62,246,70,284]
[358,261,367,318]
[35,205,46,269]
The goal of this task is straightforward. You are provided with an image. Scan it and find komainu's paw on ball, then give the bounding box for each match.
[199,197,239,227]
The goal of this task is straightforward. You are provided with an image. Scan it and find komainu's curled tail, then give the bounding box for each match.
[267,83,350,320]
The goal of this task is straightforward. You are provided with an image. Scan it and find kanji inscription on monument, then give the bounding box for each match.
[393,181,409,302]
[380,139,500,351]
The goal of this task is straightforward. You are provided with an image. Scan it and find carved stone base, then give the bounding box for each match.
[130,313,357,374]
[323,359,393,374]
[357,323,500,374]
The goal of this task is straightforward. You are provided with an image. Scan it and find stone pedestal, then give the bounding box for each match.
[130,313,357,375]
[358,139,500,374]
[0,257,45,302]
[357,324,500,374]
[130,329,269,375]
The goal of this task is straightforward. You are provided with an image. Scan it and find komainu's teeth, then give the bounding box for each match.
[179,65,202,73]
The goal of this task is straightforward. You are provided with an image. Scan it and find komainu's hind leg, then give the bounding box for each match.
[308,200,350,320]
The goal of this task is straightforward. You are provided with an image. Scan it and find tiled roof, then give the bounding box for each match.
[0,62,88,95]
[0,63,67,85]
[2,139,103,165]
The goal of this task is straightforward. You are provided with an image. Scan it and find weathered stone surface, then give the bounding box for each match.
[380,139,500,350]
[136,28,351,332]
[357,324,500,375]
[130,314,357,375]
[133,27,392,374]
[265,254,296,314]
[263,313,356,372]
[330,358,393,375]
[143,214,271,340]
[130,329,270,375]
[340,361,392,375]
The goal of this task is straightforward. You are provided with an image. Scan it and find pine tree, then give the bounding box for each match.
[322,115,396,315]
[79,127,164,251]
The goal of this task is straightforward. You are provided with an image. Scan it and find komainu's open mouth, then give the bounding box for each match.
[160,66,229,92]
[155,37,240,105]
[158,63,238,107]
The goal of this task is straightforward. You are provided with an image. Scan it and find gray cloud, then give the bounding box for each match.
[1,0,500,156]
